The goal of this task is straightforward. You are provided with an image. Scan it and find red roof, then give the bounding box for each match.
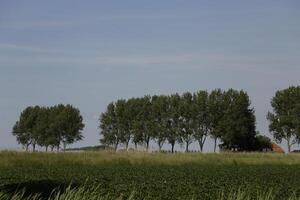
[271,143,285,153]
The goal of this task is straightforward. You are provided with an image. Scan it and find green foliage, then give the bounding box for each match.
[178,92,194,152]
[12,106,41,151]
[1,152,300,200]
[100,103,119,150]
[267,86,300,152]
[166,94,181,153]
[12,105,84,151]
[193,91,210,152]
[219,90,256,151]
[100,89,260,152]
[253,133,272,151]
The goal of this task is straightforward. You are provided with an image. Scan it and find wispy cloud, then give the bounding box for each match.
[0,14,181,29]
[0,50,299,71]
[0,20,82,29]
[0,43,299,71]
[0,43,55,53]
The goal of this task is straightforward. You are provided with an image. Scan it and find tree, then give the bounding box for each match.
[100,102,120,150]
[12,121,30,151]
[127,98,143,150]
[47,105,64,151]
[115,99,130,150]
[13,104,84,152]
[166,94,181,153]
[122,99,133,150]
[47,104,84,151]
[60,105,84,151]
[140,96,154,151]
[208,89,225,152]
[219,89,257,151]
[267,86,300,152]
[253,132,272,151]
[35,107,50,151]
[178,92,194,152]
[151,95,168,151]
[98,89,263,153]
[12,106,41,151]
[193,91,210,152]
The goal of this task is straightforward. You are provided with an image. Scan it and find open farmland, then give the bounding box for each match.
[1,152,300,199]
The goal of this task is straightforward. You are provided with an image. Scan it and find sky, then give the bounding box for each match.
[0,0,299,152]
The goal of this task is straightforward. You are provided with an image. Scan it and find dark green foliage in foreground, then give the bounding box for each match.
[1,153,300,200]
[0,185,299,200]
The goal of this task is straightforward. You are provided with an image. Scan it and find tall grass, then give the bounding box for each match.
[0,184,135,200]
[1,151,300,168]
[1,185,300,200]
[219,188,300,200]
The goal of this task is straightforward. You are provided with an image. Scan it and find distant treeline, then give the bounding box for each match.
[100,89,271,152]
[12,104,84,151]
[12,86,300,152]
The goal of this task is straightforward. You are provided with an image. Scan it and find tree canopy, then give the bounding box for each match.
[100,89,263,152]
[12,104,84,151]
[267,86,300,152]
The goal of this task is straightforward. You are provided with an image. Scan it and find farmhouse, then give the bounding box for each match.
[270,143,285,153]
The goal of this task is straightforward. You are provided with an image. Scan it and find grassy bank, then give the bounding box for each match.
[1,151,300,199]
[1,151,300,167]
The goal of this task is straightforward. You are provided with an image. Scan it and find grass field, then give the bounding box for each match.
[1,151,300,200]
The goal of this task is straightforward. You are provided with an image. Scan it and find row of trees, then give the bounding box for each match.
[100,89,270,152]
[12,104,84,151]
[12,86,299,153]
[267,86,300,153]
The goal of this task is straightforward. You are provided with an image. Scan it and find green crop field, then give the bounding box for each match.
[1,151,300,200]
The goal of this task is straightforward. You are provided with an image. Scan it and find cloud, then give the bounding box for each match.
[0,51,299,72]
[0,43,55,53]
[0,43,299,71]
[0,14,181,29]
[0,20,78,29]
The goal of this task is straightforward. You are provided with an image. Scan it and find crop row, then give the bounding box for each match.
[1,163,300,199]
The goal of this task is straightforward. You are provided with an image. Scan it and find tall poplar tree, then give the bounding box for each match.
[219,89,256,151]
[193,91,210,152]
[179,92,194,152]
[267,86,300,152]
[208,89,225,152]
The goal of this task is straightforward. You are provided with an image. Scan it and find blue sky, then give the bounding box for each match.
[0,0,299,151]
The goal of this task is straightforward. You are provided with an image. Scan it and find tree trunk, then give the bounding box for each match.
[25,144,29,151]
[185,141,189,153]
[57,144,60,152]
[63,143,67,152]
[158,140,163,152]
[213,138,217,153]
[32,143,36,152]
[114,141,119,151]
[287,138,291,153]
[171,143,175,153]
[125,137,131,151]
[134,142,138,150]
[198,140,204,152]
[51,146,54,151]
[146,140,150,151]
[45,146,48,152]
